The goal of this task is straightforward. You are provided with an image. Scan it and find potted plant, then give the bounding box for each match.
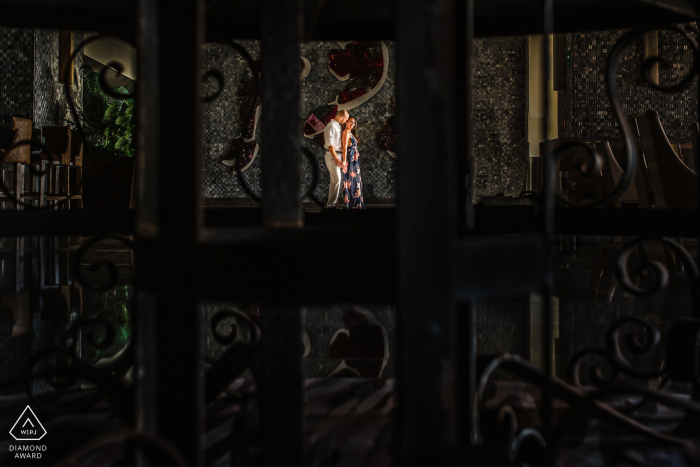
[66,65,135,209]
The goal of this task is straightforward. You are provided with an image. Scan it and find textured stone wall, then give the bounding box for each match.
[473,36,528,198]
[0,28,34,120]
[201,38,528,200]
[34,30,83,128]
[0,27,83,127]
[558,27,698,139]
[201,40,397,200]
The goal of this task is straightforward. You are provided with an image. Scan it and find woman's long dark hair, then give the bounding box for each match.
[345,115,359,145]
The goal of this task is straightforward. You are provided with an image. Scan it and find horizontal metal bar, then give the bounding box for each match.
[0,3,135,41]
[1,206,695,239]
[452,233,546,300]
[475,0,696,36]
[192,229,548,303]
[190,225,396,302]
[554,208,700,237]
[205,0,696,41]
[205,206,700,237]
[474,205,700,237]
[1,0,694,41]
[0,209,134,237]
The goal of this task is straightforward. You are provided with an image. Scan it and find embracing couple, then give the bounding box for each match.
[324,110,365,209]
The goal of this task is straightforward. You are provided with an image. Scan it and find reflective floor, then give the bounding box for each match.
[0,234,697,465]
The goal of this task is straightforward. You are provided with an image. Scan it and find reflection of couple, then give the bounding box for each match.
[324,110,365,209]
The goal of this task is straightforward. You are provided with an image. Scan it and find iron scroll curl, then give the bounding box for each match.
[203,40,327,208]
[549,25,700,207]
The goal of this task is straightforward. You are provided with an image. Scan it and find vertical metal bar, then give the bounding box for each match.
[541,0,555,463]
[136,0,204,465]
[695,24,700,402]
[259,307,303,466]
[262,0,303,228]
[259,1,304,467]
[397,0,456,463]
[458,0,475,231]
[457,302,476,446]
[455,0,477,449]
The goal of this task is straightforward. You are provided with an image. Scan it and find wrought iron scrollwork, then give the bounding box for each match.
[558,236,700,451]
[0,233,135,418]
[567,237,699,391]
[205,308,260,403]
[469,354,548,465]
[550,25,700,207]
[19,345,133,420]
[0,139,51,209]
[203,41,328,208]
[64,36,135,207]
[567,316,666,389]
[615,237,700,307]
[475,354,700,465]
[72,235,135,292]
[203,40,262,201]
[53,431,188,467]
[210,308,261,346]
[0,36,137,209]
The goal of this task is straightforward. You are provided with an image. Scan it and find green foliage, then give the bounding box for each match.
[67,65,135,157]
[81,286,133,365]
[102,89,135,156]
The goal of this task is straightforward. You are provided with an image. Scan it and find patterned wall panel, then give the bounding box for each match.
[202,38,529,201]
[558,27,698,139]
[34,30,83,129]
[201,40,397,200]
[0,28,34,120]
[473,36,528,198]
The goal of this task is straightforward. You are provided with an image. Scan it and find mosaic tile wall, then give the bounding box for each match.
[473,36,528,197]
[558,27,698,139]
[0,28,82,127]
[0,28,34,120]
[34,30,84,128]
[201,40,397,200]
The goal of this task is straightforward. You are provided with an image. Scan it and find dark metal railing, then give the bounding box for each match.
[1,0,700,466]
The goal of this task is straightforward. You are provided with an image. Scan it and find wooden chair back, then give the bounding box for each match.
[0,117,32,164]
[630,110,697,209]
[42,126,72,165]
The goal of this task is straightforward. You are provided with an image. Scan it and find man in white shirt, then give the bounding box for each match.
[324,110,349,207]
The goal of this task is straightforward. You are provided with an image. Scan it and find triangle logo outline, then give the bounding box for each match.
[9,406,47,441]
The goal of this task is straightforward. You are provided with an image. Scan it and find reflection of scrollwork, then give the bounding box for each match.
[72,235,135,292]
[567,316,666,389]
[53,431,188,467]
[473,354,700,464]
[19,344,132,420]
[615,237,699,301]
[63,315,116,356]
[211,308,261,346]
[10,305,134,417]
[468,354,548,465]
[206,308,260,403]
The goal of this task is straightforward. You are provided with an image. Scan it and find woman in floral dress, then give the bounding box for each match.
[341,116,365,209]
